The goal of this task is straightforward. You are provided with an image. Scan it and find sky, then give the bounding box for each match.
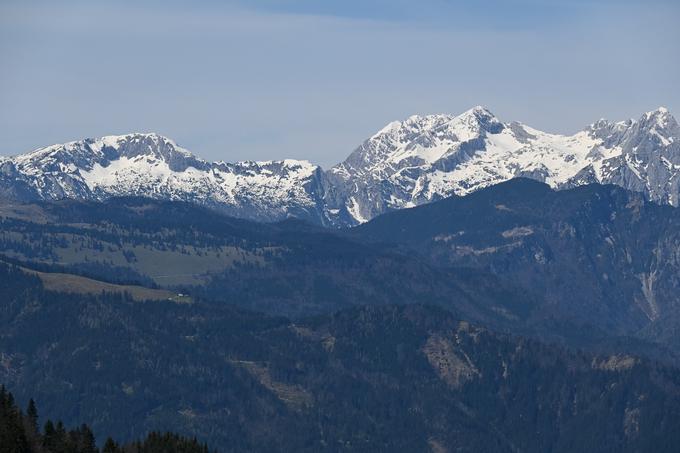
[1,0,679,168]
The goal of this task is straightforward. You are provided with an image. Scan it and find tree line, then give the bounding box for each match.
[0,385,211,453]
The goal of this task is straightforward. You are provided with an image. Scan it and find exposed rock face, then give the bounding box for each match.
[423,332,481,389]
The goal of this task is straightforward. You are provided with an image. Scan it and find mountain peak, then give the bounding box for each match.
[96,131,169,142]
[16,132,192,162]
[642,106,676,127]
[463,105,495,118]
[453,105,503,134]
[94,132,194,157]
[2,106,679,227]
[636,107,678,145]
[646,106,670,116]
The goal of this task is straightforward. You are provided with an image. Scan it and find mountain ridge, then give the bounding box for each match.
[1,106,678,227]
[352,177,680,356]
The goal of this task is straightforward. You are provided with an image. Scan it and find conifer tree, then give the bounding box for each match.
[102,437,120,453]
[26,399,38,432]
[43,419,57,451]
[79,424,98,453]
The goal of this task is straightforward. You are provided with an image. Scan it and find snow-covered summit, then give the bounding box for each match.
[0,132,327,224]
[1,107,678,227]
[326,106,680,224]
[13,133,206,177]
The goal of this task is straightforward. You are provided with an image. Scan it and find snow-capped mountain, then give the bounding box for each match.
[327,106,680,224]
[0,133,328,224]
[1,107,678,227]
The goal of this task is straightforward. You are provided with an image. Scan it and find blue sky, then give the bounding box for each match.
[1,0,678,167]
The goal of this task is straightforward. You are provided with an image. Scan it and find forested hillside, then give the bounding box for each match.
[2,261,680,452]
[2,184,680,363]
[0,385,210,452]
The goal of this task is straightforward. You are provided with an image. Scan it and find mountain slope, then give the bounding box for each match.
[353,178,680,354]
[0,196,534,324]
[1,107,678,227]
[1,193,678,365]
[2,266,680,452]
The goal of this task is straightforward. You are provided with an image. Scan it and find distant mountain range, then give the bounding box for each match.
[1,107,678,226]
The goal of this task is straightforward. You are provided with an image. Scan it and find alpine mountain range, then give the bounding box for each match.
[4,106,680,452]
[1,106,678,227]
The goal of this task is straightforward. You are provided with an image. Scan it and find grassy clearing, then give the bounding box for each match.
[23,268,192,303]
